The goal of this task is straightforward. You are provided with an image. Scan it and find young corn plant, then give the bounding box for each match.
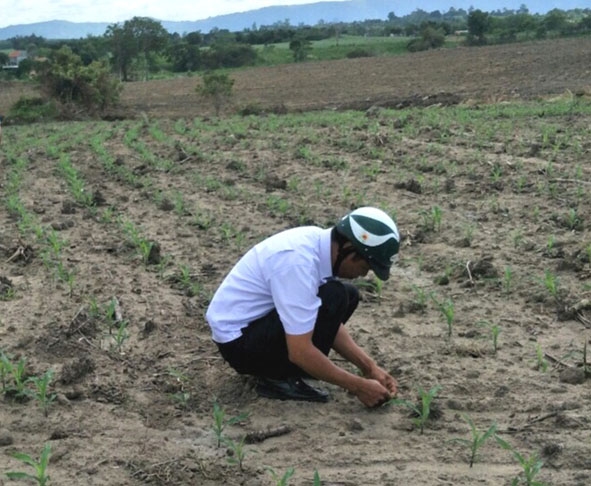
[541,270,559,301]
[502,266,513,294]
[2,355,31,400]
[449,415,497,468]
[266,466,295,486]
[168,368,190,409]
[111,321,129,352]
[410,285,429,313]
[313,470,321,485]
[212,402,250,448]
[491,324,501,355]
[29,370,57,417]
[495,436,545,486]
[5,443,51,486]
[431,295,455,338]
[224,436,247,471]
[420,205,443,232]
[535,343,549,372]
[389,385,442,434]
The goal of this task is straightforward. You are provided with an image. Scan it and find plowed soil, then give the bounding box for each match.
[1,36,591,486]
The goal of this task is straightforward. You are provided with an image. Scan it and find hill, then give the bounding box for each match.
[0,0,587,40]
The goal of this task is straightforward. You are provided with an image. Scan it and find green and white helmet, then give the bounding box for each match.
[336,207,400,281]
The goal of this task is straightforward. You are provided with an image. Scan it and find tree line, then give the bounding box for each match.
[1,6,590,79]
[1,6,590,119]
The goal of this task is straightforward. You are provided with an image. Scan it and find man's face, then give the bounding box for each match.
[337,251,371,279]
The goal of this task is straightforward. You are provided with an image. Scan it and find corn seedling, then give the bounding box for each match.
[545,235,555,252]
[103,298,118,334]
[449,415,497,467]
[99,207,115,224]
[313,470,321,485]
[491,324,501,354]
[2,355,30,400]
[55,262,75,297]
[177,264,193,288]
[267,195,291,216]
[0,351,13,392]
[535,343,549,372]
[173,191,187,216]
[137,239,154,265]
[490,164,503,183]
[266,466,295,486]
[45,230,65,259]
[212,402,250,448]
[463,224,475,246]
[29,370,57,417]
[512,229,523,248]
[0,283,15,301]
[565,208,580,230]
[224,436,247,471]
[420,205,442,232]
[431,294,455,338]
[389,385,442,434]
[541,270,559,300]
[192,208,214,230]
[168,368,190,408]
[495,436,546,486]
[5,443,51,486]
[410,285,429,312]
[111,321,129,352]
[502,266,513,293]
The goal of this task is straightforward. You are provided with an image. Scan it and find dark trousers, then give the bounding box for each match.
[216,280,359,379]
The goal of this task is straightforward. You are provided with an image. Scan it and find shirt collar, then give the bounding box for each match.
[319,227,333,280]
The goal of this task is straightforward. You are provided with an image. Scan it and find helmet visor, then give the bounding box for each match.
[368,257,391,281]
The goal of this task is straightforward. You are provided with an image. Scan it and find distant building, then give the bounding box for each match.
[2,50,28,69]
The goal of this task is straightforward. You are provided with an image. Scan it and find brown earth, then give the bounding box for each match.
[1,36,591,486]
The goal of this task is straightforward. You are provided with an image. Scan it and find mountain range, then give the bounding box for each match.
[0,0,587,40]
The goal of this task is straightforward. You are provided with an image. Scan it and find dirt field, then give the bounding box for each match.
[1,36,591,486]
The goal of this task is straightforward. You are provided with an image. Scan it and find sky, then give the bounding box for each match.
[0,0,337,28]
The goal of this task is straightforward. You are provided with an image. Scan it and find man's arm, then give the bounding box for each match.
[285,331,393,407]
[332,324,398,396]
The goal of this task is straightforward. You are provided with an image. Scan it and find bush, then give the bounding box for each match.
[238,102,264,116]
[196,71,234,116]
[346,48,375,58]
[38,46,121,113]
[8,96,59,123]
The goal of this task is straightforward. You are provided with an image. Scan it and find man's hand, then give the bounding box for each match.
[364,366,398,397]
[354,378,393,408]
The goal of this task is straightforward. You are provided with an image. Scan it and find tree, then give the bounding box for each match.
[467,9,490,45]
[407,24,445,52]
[106,17,169,81]
[168,43,202,72]
[196,71,234,116]
[289,38,312,62]
[544,9,568,32]
[0,52,8,66]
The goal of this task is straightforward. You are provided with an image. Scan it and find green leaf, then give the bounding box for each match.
[11,452,37,467]
[6,472,35,480]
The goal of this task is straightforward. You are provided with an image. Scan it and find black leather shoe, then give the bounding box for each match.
[256,377,330,403]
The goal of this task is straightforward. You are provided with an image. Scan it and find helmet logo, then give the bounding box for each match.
[350,218,397,247]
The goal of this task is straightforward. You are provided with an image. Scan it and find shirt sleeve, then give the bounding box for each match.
[268,260,321,335]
